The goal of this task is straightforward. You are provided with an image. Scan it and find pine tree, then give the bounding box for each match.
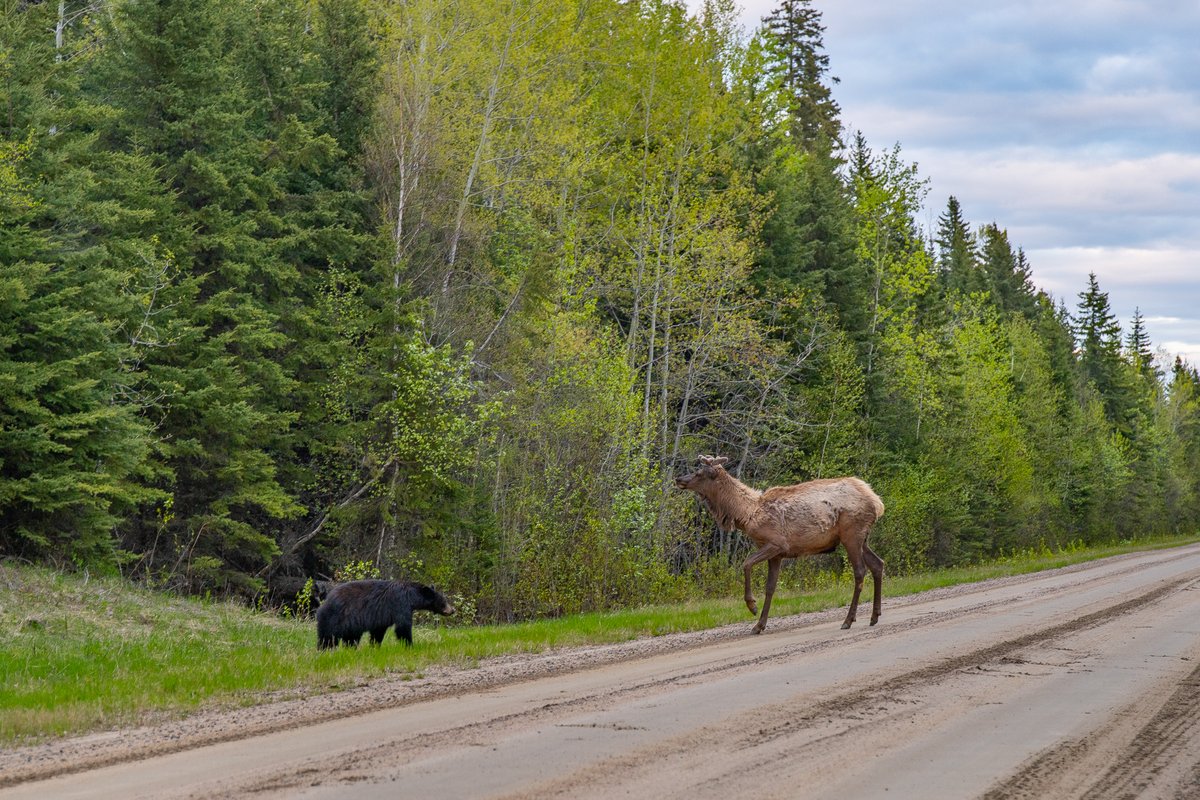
[1074,272,1131,431]
[979,223,1037,318]
[762,0,841,150]
[0,1,153,566]
[1125,308,1159,383]
[90,0,310,592]
[935,196,983,295]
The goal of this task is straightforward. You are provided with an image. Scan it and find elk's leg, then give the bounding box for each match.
[842,545,868,630]
[752,555,783,634]
[742,544,782,616]
[864,543,885,626]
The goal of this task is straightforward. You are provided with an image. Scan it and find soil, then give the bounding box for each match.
[4,544,1200,800]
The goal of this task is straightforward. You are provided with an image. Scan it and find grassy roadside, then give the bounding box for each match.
[2,534,1197,745]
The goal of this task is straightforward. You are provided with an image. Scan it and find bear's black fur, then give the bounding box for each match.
[316,580,455,650]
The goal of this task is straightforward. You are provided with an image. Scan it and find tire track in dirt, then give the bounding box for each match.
[486,573,1197,800]
[983,654,1200,800]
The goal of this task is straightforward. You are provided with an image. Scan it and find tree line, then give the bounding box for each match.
[4,0,1199,620]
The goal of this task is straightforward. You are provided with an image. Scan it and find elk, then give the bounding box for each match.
[675,455,885,633]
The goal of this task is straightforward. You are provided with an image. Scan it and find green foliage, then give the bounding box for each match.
[3,0,1200,626]
[285,577,319,619]
[936,196,984,295]
[0,4,156,566]
[334,560,381,582]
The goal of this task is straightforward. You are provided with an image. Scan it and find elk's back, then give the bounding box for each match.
[757,477,883,556]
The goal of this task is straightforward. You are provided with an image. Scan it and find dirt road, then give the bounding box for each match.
[5,545,1200,799]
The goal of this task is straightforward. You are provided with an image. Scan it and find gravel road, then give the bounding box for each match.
[4,544,1200,799]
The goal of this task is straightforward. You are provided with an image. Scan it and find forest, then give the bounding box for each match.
[4,0,1200,622]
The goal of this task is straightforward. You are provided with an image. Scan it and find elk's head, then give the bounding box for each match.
[675,455,730,491]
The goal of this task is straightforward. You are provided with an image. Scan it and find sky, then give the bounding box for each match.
[694,0,1200,368]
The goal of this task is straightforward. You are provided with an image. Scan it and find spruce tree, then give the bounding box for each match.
[935,196,983,295]
[1125,308,1159,383]
[90,0,307,591]
[979,223,1037,318]
[0,1,153,566]
[1074,272,1131,432]
[751,3,859,334]
[762,0,842,150]
[1034,295,1080,412]
[237,0,391,581]
[313,0,379,164]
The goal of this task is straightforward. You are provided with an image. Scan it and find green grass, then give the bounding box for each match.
[2,533,1197,745]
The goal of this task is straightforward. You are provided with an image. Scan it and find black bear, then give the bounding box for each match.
[316,580,455,650]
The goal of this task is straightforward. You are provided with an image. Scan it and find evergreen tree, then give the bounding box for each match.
[935,196,983,295]
[1073,272,1132,433]
[1125,308,1159,383]
[1167,357,1200,530]
[313,0,379,164]
[753,145,858,315]
[979,223,1037,318]
[1034,295,1081,410]
[762,0,841,150]
[0,1,153,566]
[748,4,859,335]
[90,0,314,591]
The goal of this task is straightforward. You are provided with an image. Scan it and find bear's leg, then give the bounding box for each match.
[369,627,387,645]
[395,610,414,646]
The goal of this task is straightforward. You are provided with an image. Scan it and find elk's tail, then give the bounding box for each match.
[860,480,885,520]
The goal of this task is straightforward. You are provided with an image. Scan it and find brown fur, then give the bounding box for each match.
[676,455,885,633]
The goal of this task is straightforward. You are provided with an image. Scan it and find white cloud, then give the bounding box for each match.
[1086,53,1168,92]
[1161,342,1200,368]
[901,149,1200,252]
[1024,246,1197,295]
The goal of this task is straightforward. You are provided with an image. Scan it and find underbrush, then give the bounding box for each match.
[2,533,1197,745]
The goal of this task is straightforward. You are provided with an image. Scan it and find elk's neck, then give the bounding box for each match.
[703,472,761,531]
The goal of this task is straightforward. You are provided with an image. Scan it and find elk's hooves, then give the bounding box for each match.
[840,621,853,630]
[751,624,764,634]
[746,602,758,615]
[870,618,879,626]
